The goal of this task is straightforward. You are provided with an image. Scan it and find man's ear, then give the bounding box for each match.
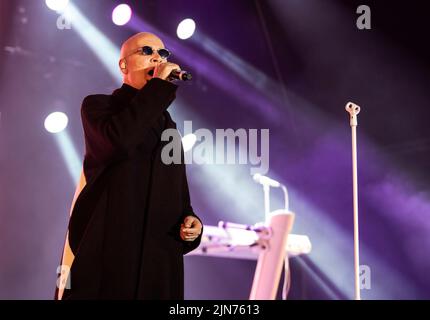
[119,59,127,74]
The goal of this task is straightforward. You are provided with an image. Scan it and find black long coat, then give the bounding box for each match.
[59,79,202,300]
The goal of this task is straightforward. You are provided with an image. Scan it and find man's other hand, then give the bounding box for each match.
[180,216,202,241]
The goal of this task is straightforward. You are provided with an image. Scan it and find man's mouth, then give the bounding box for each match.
[148,69,154,76]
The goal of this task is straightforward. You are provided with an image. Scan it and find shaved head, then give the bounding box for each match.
[118,32,167,89]
[120,32,165,59]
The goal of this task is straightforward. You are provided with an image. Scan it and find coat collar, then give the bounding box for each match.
[112,83,177,129]
[112,83,138,103]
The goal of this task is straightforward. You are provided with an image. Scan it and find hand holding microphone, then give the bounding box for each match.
[153,62,192,81]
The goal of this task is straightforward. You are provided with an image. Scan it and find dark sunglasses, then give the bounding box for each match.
[138,46,171,59]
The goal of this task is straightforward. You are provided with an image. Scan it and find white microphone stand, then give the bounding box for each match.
[254,174,289,220]
[263,184,271,220]
[345,102,361,300]
[251,175,293,299]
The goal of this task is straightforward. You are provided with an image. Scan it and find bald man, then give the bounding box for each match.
[57,32,203,300]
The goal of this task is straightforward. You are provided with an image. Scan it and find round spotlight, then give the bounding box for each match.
[177,18,196,40]
[44,112,68,133]
[45,0,69,12]
[182,133,197,152]
[112,4,132,26]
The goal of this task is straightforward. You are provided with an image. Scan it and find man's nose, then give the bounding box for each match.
[150,52,161,63]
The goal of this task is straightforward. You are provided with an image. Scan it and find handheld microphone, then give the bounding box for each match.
[169,69,192,81]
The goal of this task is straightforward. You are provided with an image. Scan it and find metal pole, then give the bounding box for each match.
[345,102,361,300]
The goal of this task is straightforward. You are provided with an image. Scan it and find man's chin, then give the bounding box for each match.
[125,79,147,90]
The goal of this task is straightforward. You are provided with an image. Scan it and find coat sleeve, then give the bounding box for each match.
[82,78,178,167]
[181,165,203,255]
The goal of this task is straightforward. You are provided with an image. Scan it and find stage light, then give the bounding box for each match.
[67,3,120,81]
[45,0,69,12]
[112,4,132,26]
[182,133,197,152]
[177,18,196,40]
[44,112,68,133]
